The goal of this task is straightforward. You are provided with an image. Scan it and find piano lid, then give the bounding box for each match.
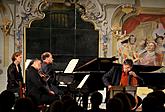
[75,56,119,72]
[74,56,163,73]
[153,66,165,73]
[138,71,165,90]
[139,66,165,73]
[133,64,163,73]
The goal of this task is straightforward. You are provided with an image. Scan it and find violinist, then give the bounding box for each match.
[38,70,50,89]
[6,51,23,98]
[26,59,59,105]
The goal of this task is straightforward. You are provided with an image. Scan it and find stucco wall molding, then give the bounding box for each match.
[15,0,48,50]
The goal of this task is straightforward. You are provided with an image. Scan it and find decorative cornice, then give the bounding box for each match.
[78,0,106,30]
[77,0,112,57]
[0,2,13,36]
[139,7,165,15]
[16,0,48,28]
[15,0,49,50]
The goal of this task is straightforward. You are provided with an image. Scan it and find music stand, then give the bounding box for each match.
[75,74,90,106]
[77,74,90,89]
[109,86,137,98]
[57,59,79,84]
[64,59,79,73]
[109,86,124,98]
[125,86,137,97]
[25,59,32,69]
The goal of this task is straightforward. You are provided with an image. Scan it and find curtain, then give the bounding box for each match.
[123,14,165,34]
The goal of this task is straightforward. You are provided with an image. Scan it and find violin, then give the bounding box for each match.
[38,70,50,90]
[19,81,26,98]
[38,70,50,82]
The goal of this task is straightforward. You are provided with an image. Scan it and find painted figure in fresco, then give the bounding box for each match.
[152,22,165,66]
[6,51,23,97]
[139,41,162,66]
[118,38,129,63]
[128,35,139,63]
[137,39,147,56]
[118,35,138,63]
[154,34,165,66]
[163,40,165,66]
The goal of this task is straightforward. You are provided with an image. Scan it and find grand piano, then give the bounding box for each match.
[136,65,165,90]
[67,57,118,94]
[56,57,165,95]
[55,57,165,96]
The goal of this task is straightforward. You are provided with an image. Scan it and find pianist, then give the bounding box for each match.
[26,59,59,105]
[102,59,138,91]
[40,52,63,95]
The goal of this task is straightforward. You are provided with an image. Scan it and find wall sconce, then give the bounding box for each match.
[112,29,127,41]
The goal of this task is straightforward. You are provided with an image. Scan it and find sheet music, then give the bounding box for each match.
[64,59,79,73]
[136,87,153,99]
[77,74,90,89]
[25,59,32,69]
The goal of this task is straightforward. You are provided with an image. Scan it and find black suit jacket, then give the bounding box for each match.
[102,65,123,87]
[41,63,59,86]
[26,66,49,103]
[7,63,23,93]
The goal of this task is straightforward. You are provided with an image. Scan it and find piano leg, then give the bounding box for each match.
[82,92,89,110]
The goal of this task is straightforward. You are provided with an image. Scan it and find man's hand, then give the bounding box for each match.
[108,85,112,91]
[129,71,137,77]
[49,90,55,95]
